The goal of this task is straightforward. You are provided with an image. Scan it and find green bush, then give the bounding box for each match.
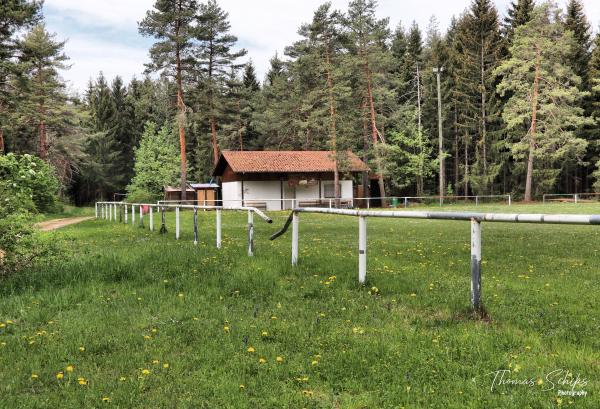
[0,153,61,213]
[126,189,159,204]
[0,153,61,277]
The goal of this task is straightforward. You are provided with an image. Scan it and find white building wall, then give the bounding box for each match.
[221,178,355,210]
[243,181,282,211]
[222,181,242,207]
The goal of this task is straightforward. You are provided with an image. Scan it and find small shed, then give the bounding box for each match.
[164,185,195,202]
[191,183,219,205]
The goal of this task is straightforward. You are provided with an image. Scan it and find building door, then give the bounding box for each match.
[283,183,295,210]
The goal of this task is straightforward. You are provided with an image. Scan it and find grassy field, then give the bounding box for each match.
[1,203,599,408]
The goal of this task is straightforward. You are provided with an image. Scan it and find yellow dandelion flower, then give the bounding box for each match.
[247,346,255,353]
[141,369,150,375]
[6,320,13,324]
[410,293,417,297]
[101,397,111,402]
[311,360,318,366]
[258,357,266,364]
[119,376,126,381]
[79,346,85,352]
[77,377,87,385]
[270,315,277,320]
[276,356,284,363]
[223,326,230,332]
[239,384,245,389]
[31,373,39,379]
[66,365,74,373]
[513,364,521,373]
[178,293,184,298]
[151,328,158,333]
[143,335,151,340]
[536,378,543,385]
[152,360,159,364]
[0,323,5,328]
[261,331,268,337]
[163,363,169,369]
[56,372,64,380]
[193,317,199,321]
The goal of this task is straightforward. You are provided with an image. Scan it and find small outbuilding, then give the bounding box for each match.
[212,150,369,210]
[190,183,219,205]
[163,185,195,202]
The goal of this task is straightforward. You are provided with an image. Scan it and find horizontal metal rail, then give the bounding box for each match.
[270,207,600,313]
[95,201,272,256]
[157,194,511,210]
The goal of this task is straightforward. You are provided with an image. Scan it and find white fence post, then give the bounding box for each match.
[124,204,128,224]
[149,206,154,231]
[113,203,117,221]
[508,195,512,206]
[193,207,198,245]
[291,211,299,266]
[131,205,135,226]
[247,210,254,256]
[216,209,222,249]
[575,194,579,204]
[471,218,482,311]
[175,207,180,240]
[95,203,98,218]
[358,216,367,284]
[100,204,104,219]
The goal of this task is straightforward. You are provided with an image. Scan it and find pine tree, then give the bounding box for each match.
[15,24,69,160]
[0,0,41,154]
[194,0,246,166]
[495,3,590,201]
[139,0,198,200]
[344,0,391,203]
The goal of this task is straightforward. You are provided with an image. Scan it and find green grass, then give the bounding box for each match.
[1,203,599,408]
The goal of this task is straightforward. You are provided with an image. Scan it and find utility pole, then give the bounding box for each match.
[433,67,445,205]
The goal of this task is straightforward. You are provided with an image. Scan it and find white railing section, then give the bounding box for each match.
[95,201,272,256]
[543,193,600,204]
[270,207,600,312]
[156,194,511,209]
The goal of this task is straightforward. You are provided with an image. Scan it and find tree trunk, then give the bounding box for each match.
[38,119,47,160]
[210,114,219,164]
[361,100,369,203]
[464,130,469,197]
[362,47,386,206]
[454,106,459,195]
[480,42,488,187]
[0,128,4,154]
[176,40,187,202]
[524,48,540,202]
[325,47,340,207]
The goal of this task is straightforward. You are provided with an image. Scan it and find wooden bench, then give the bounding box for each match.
[243,201,267,210]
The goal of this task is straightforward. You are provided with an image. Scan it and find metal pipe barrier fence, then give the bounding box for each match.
[95,202,272,256]
[270,207,600,313]
[543,193,600,204]
[157,194,511,210]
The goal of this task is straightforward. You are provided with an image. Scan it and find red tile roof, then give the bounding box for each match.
[213,151,369,175]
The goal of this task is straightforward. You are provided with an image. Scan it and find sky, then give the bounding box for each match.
[42,0,600,94]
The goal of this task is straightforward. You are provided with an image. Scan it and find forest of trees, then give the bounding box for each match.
[1,0,599,204]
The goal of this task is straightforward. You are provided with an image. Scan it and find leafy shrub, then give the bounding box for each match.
[0,153,61,277]
[0,153,61,213]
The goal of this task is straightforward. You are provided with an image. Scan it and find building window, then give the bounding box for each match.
[324,183,340,198]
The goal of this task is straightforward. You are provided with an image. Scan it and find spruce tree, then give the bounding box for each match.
[139,0,198,200]
[503,0,535,40]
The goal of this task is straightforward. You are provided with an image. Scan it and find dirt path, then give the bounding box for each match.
[35,216,95,232]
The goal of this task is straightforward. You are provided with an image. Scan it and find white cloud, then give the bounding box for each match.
[44,0,600,93]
